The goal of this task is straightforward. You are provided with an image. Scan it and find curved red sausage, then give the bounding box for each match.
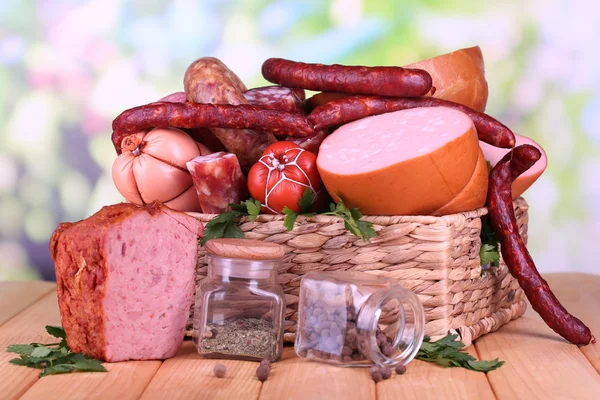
[262,58,432,97]
[307,95,516,148]
[488,144,593,345]
[111,102,315,154]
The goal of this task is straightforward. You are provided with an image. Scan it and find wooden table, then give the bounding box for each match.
[1,273,599,400]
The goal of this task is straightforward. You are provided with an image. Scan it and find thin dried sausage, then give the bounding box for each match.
[488,144,593,345]
[307,95,516,148]
[111,102,315,152]
[262,58,432,97]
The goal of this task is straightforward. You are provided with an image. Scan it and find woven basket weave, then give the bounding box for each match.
[186,198,529,346]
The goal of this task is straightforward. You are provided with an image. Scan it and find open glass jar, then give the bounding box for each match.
[193,239,286,361]
[295,271,425,367]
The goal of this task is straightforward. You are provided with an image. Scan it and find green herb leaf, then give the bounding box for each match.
[202,211,241,245]
[31,346,52,358]
[7,344,36,355]
[323,199,376,241]
[282,206,299,232]
[72,359,108,372]
[298,187,317,213]
[416,334,504,373]
[479,215,500,270]
[46,325,67,339]
[223,221,244,239]
[245,199,262,222]
[8,325,107,378]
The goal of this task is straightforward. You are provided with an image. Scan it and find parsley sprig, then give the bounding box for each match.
[480,215,500,276]
[201,199,262,245]
[204,190,376,243]
[7,326,107,377]
[416,334,504,372]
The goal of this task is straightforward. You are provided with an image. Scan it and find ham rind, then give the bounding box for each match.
[316,107,483,215]
[50,203,203,362]
[480,133,547,199]
[186,152,249,214]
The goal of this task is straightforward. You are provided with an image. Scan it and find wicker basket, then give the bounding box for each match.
[186,198,529,346]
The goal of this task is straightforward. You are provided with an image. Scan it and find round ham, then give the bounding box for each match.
[480,133,547,199]
[316,107,487,216]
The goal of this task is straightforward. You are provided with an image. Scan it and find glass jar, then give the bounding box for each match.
[295,271,425,367]
[193,238,286,361]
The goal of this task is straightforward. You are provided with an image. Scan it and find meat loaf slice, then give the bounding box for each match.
[50,202,203,362]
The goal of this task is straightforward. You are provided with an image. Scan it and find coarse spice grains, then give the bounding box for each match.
[199,318,278,359]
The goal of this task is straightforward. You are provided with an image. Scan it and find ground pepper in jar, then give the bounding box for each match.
[193,239,286,361]
[295,271,425,367]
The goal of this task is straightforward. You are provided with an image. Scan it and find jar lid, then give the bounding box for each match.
[205,238,286,260]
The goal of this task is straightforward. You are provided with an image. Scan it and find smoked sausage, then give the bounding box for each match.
[488,144,593,345]
[262,58,432,97]
[111,102,315,152]
[184,57,276,170]
[307,95,516,148]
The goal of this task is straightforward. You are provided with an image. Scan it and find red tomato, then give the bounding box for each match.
[248,142,323,214]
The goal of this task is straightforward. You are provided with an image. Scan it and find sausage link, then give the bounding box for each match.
[262,58,432,97]
[243,85,304,113]
[488,144,592,345]
[184,57,277,170]
[112,102,315,152]
[307,95,515,148]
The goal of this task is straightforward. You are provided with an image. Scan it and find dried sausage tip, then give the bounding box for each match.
[307,95,516,149]
[262,58,432,98]
[488,144,592,345]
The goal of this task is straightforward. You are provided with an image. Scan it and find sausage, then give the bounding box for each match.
[111,102,315,152]
[304,92,349,113]
[186,152,249,213]
[243,85,304,113]
[184,57,276,170]
[261,58,432,97]
[488,144,593,345]
[307,95,516,148]
[285,129,328,155]
[158,92,188,103]
[184,57,247,104]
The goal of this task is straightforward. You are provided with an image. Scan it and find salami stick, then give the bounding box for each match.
[488,145,593,345]
[262,58,432,97]
[243,85,304,113]
[308,95,515,148]
[111,102,315,153]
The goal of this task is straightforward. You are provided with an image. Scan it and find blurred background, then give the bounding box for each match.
[0,0,598,280]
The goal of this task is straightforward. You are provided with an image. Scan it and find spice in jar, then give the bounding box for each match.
[295,271,425,368]
[194,239,286,361]
[199,318,278,360]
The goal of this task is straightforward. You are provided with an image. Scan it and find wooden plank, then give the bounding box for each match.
[139,341,262,400]
[0,292,62,400]
[545,273,600,373]
[259,347,375,400]
[377,347,495,400]
[473,289,600,399]
[0,281,55,327]
[0,290,160,400]
[20,361,161,400]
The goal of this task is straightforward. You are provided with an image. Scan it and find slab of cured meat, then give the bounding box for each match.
[50,202,203,362]
[316,106,488,216]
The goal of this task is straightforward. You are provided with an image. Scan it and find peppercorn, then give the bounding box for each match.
[257,364,270,382]
[381,366,392,380]
[213,363,226,378]
[395,364,407,375]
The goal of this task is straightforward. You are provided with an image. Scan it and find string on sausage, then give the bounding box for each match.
[307,95,516,148]
[488,144,593,345]
[262,58,433,97]
[111,102,315,154]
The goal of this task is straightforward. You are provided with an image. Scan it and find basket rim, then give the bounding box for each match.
[187,198,528,226]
